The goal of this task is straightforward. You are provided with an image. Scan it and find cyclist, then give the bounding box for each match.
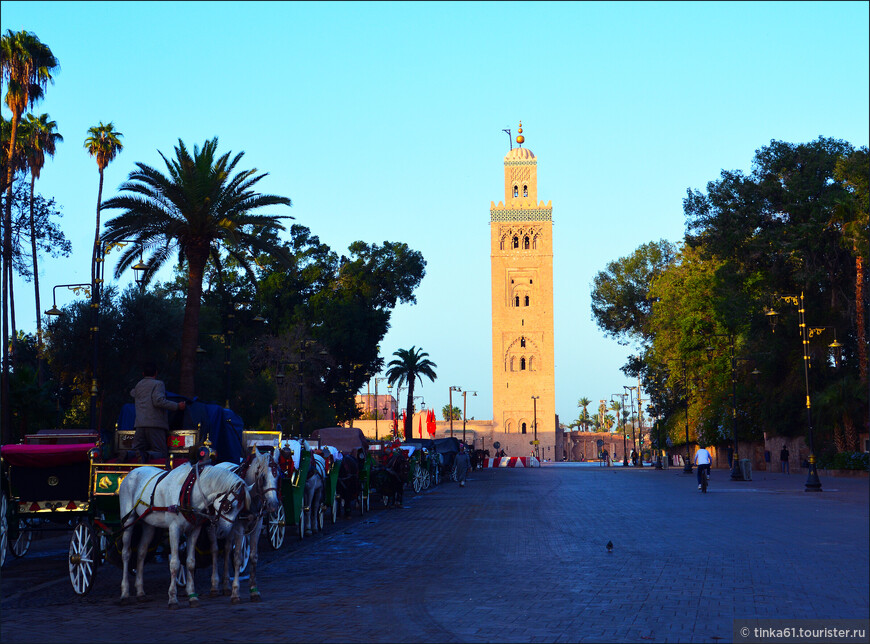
[694,444,712,490]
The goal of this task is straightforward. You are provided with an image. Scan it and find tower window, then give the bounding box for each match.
[524,236,530,249]
[530,279,533,284]
[523,185,528,197]
[520,337,526,348]
[512,236,519,249]
[513,185,518,198]
[524,295,530,306]
[520,357,526,370]
[515,295,520,307]
[521,422,527,434]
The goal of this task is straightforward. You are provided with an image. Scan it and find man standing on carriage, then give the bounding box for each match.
[129,361,185,463]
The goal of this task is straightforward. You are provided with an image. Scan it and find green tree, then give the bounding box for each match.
[591,239,677,346]
[101,137,293,398]
[21,112,62,380]
[84,121,123,286]
[441,404,461,421]
[1,29,58,442]
[385,346,437,439]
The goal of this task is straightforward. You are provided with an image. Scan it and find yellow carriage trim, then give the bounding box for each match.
[18,500,89,513]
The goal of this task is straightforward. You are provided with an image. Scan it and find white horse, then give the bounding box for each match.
[118,463,250,609]
[211,449,281,603]
[303,452,327,535]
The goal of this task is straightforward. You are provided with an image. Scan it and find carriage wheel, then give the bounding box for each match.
[298,508,305,540]
[69,520,97,596]
[434,466,441,486]
[422,468,431,490]
[358,490,365,516]
[412,468,423,494]
[267,505,286,550]
[0,492,8,568]
[330,497,338,524]
[11,518,35,558]
[382,495,390,507]
[366,490,370,512]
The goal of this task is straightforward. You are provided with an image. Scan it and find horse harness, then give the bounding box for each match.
[130,463,244,529]
[234,451,282,534]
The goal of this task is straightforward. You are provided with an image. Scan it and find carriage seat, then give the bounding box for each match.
[105,429,200,468]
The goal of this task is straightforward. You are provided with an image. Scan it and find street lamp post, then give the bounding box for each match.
[462,390,477,443]
[449,386,461,437]
[373,377,386,440]
[704,334,763,482]
[45,282,101,430]
[611,394,627,466]
[531,395,540,459]
[625,385,640,466]
[681,362,693,474]
[766,293,839,492]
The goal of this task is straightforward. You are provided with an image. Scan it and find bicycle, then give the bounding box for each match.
[699,465,710,493]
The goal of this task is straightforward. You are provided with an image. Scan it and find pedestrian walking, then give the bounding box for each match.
[129,361,185,462]
[455,443,471,487]
[780,445,790,474]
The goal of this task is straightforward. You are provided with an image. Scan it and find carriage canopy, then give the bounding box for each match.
[308,427,369,456]
[116,394,245,464]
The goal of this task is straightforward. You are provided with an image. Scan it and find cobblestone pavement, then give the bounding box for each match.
[1,465,868,643]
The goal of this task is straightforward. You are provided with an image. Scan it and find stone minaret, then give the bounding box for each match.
[490,122,556,458]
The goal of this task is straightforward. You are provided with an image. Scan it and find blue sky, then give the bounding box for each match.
[2,1,868,425]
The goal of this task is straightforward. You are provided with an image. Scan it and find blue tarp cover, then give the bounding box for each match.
[115,393,245,464]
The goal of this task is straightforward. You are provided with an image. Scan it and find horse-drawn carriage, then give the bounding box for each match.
[0,424,204,594]
[1,397,256,600]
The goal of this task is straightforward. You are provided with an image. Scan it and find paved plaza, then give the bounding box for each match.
[1,465,868,643]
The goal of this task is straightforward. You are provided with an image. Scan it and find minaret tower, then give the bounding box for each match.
[490,122,556,458]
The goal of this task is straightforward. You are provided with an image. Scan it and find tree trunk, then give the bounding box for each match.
[179,245,209,399]
[843,414,858,453]
[29,174,43,385]
[855,252,866,384]
[405,380,414,440]
[92,169,104,288]
[833,423,846,453]
[2,113,20,444]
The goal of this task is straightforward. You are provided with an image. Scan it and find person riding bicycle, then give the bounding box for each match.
[694,444,712,490]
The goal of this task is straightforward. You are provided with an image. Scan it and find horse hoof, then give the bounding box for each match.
[189,597,200,608]
[250,593,262,602]
[304,530,312,535]
[120,597,132,606]
[210,590,220,598]
[168,602,179,610]
[231,596,241,605]
[136,594,148,603]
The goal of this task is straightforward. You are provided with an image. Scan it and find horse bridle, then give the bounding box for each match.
[210,484,246,528]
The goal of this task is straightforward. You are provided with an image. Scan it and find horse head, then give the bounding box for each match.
[207,471,249,538]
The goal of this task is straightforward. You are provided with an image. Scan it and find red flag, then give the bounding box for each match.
[418,412,423,438]
[427,409,436,436]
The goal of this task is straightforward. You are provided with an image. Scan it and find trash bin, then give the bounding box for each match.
[739,458,752,481]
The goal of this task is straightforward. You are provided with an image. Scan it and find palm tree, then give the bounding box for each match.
[101,137,293,398]
[577,396,592,431]
[84,122,123,285]
[385,346,437,440]
[21,113,62,383]
[1,29,59,442]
